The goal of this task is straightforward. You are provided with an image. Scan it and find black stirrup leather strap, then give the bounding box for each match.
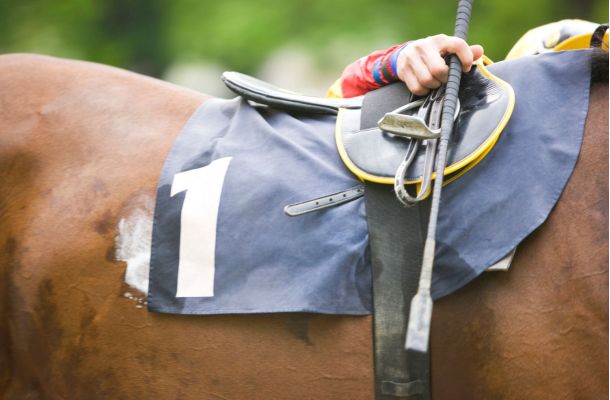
[366,183,431,399]
[358,73,432,399]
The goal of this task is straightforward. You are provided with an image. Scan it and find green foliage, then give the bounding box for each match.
[0,0,607,76]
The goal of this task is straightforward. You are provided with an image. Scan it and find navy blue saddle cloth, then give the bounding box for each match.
[147,49,593,316]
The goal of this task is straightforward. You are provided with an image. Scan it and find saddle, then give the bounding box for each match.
[223,63,515,399]
[223,60,514,206]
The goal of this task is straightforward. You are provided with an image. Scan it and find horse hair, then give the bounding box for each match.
[591,49,609,83]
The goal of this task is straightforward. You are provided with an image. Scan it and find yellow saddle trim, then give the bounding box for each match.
[334,60,515,187]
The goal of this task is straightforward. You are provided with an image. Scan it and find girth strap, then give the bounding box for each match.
[365,182,430,399]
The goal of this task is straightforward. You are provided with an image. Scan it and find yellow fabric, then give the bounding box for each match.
[553,30,609,52]
[326,78,343,98]
[506,19,603,60]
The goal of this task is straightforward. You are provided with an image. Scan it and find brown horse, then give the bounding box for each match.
[0,53,607,400]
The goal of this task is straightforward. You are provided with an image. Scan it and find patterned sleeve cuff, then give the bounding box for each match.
[390,43,408,77]
[375,42,409,84]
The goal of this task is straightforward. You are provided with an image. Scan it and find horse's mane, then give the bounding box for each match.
[591,49,608,83]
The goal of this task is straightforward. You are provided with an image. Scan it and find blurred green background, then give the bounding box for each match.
[1,0,607,96]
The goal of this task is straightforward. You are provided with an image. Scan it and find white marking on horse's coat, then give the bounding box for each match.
[115,196,154,296]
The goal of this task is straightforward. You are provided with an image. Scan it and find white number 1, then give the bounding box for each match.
[170,157,232,297]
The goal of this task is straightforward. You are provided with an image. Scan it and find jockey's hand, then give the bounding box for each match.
[396,34,484,96]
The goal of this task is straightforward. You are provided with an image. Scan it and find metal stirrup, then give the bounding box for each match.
[394,138,436,207]
[392,87,460,207]
[377,99,439,140]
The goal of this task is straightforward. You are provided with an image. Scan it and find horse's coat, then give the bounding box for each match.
[0,52,607,399]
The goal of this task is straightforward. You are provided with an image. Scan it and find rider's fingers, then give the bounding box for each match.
[397,44,441,95]
[409,54,443,91]
[397,35,483,92]
[470,44,484,61]
[434,35,477,72]
[397,48,427,95]
[401,62,430,96]
[421,47,450,83]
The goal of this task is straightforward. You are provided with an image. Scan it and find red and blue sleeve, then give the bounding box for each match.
[326,43,408,98]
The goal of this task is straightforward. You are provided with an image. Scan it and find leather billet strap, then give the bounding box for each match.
[283,185,364,216]
[335,60,514,192]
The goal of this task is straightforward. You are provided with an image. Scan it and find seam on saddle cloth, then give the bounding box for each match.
[334,60,515,189]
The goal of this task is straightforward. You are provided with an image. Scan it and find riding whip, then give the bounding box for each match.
[405,0,475,353]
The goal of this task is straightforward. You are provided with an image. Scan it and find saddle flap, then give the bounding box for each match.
[335,61,515,185]
[222,71,363,115]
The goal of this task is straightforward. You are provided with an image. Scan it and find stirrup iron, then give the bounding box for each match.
[377,99,441,140]
[384,88,460,207]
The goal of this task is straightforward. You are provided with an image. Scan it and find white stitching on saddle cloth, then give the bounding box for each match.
[115,195,154,296]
